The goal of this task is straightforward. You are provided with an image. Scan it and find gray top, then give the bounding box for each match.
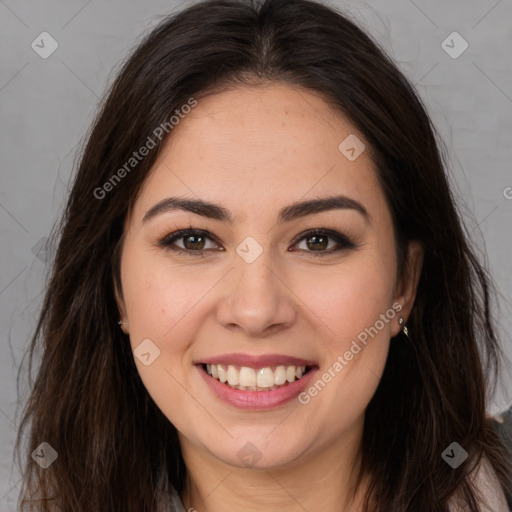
[169,486,187,512]
[167,471,511,512]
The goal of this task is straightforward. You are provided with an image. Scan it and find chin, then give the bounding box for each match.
[206,434,308,471]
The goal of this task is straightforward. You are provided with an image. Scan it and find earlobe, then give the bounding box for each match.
[393,240,424,335]
[113,278,129,333]
[118,319,129,334]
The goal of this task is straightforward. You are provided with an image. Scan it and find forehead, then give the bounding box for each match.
[133,83,389,226]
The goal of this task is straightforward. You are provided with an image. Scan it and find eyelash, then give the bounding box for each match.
[157,227,356,257]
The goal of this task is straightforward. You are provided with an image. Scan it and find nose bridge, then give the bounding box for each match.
[216,246,297,335]
[236,252,277,302]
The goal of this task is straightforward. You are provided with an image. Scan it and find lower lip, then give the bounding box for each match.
[197,364,318,410]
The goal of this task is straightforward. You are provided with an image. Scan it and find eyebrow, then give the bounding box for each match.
[142,195,371,225]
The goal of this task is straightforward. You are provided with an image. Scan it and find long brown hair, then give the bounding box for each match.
[16,0,512,510]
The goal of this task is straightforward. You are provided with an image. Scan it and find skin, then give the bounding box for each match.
[115,82,423,512]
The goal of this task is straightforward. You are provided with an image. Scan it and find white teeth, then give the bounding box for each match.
[286,366,296,382]
[227,365,239,386]
[218,365,228,383]
[274,365,287,385]
[239,367,257,387]
[257,367,274,388]
[205,363,309,390]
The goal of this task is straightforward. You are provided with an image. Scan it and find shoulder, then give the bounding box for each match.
[448,454,509,512]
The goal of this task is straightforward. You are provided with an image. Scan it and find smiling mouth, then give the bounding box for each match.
[201,363,314,391]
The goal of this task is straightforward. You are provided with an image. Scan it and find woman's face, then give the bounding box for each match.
[116,83,422,470]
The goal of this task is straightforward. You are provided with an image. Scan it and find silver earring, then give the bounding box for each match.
[398,317,409,337]
[118,320,127,326]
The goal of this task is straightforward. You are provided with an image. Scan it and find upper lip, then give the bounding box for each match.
[195,353,318,368]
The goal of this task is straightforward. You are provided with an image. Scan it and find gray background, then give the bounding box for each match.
[1,0,511,508]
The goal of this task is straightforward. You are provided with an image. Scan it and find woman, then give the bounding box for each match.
[16,0,512,510]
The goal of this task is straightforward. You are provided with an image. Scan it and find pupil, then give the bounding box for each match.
[185,235,204,250]
[308,235,327,251]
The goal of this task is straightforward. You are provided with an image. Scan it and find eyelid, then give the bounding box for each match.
[157,227,356,256]
[290,228,356,253]
[157,228,222,254]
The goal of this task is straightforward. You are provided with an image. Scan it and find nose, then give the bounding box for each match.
[216,252,298,337]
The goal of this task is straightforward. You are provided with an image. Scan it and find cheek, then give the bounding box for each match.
[296,265,393,423]
[119,246,201,426]
[292,244,396,411]
[297,252,396,345]
[120,245,208,346]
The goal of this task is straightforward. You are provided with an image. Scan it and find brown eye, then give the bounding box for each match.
[182,233,206,250]
[158,229,222,255]
[292,229,355,256]
[158,227,355,257]
[305,233,329,251]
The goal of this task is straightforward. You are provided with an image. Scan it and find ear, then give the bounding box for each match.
[391,240,424,337]
[113,276,129,334]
